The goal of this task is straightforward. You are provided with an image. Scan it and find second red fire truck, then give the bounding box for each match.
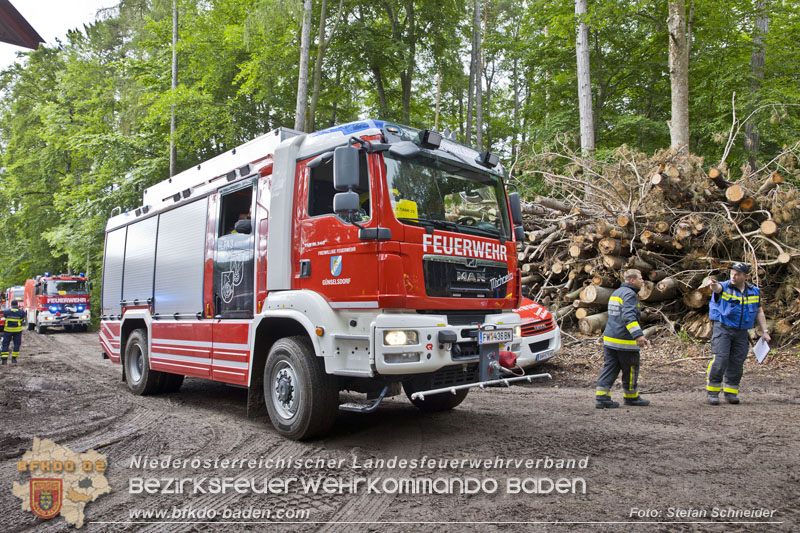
[24,274,92,333]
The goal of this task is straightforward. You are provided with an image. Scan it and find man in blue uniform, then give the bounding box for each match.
[595,269,651,408]
[1,300,25,365]
[706,262,770,405]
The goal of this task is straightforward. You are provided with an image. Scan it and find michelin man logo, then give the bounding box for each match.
[219,238,248,304]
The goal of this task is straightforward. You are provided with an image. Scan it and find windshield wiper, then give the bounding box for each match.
[398,217,460,232]
[399,217,505,242]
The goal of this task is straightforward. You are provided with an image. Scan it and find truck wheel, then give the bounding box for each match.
[124,329,163,395]
[64,325,74,332]
[263,336,338,440]
[35,321,47,334]
[403,381,469,412]
[27,315,34,331]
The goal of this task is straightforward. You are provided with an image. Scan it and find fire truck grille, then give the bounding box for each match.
[521,318,555,336]
[423,256,509,298]
[431,363,479,388]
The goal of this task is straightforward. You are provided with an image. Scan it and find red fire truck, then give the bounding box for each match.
[100,120,546,440]
[24,274,92,333]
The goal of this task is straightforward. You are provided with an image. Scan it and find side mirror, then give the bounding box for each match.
[388,141,421,160]
[514,225,526,244]
[508,192,523,226]
[88,281,93,291]
[333,191,360,215]
[520,284,530,298]
[333,146,360,191]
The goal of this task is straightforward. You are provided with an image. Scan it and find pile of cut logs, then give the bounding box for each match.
[517,147,800,344]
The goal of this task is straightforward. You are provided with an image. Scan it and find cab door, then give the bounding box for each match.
[292,153,380,308]
[211,179,256,385]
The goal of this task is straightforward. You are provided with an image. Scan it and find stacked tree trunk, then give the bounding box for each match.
[518,147,800,344]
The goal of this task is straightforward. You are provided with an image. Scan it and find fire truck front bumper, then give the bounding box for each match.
[39,311,91,326]
[373,312,523,375]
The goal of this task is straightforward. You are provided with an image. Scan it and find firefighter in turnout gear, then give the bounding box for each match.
[1,300,25,364]
[595,269,651,408]
[706,262,770,405]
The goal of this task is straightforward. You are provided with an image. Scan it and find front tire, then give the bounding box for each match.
[35,320,47,334]
[124,329,163,395]
[263,336,338,440]
[403,381,469,412]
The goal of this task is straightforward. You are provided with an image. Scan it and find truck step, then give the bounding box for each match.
[338,385,390,413]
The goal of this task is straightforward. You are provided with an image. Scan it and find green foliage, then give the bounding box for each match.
[0,0,799,297]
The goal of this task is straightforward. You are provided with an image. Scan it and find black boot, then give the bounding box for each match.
[624,396,650,406]
[11,357,16,364]
[706,393,720,405]
[595,396,620,409]
[0,358,6,365]
[724,392,740,404]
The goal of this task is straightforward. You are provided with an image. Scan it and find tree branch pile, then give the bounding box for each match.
[516,143,800,346]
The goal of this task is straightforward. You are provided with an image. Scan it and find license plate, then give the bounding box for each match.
[536,350,555,361]
[478,328,513,345]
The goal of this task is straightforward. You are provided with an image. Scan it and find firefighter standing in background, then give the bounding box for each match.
[595,269,651,408]
[706,262,770,405]
[1,300,25,365]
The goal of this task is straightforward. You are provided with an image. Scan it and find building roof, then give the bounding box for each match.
[0,0,43,50]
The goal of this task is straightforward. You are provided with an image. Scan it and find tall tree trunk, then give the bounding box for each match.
[745,1,769,170]
[475,0,484,150]
[512,55,519,163]
[307,0,344,132]
[667,1,690,151]
[294,0,313,132]
[575,0,594,155]
[371,65,388,116]
[399,0,415,123]
[169,0,178,177]
[466,0,480,145]
[434,70,441,130]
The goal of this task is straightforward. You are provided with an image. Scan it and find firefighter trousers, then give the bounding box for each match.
[596,346,640,399]
[707,321,749,395]
[1,331,22,359]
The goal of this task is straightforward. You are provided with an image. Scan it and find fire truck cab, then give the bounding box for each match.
[24,274,91,333]
[101,120,542,440]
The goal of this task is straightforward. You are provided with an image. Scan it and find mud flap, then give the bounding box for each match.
[247,383,267,419]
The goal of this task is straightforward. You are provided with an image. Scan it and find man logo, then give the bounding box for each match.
[331,255,343,277]
[30,479,62,520]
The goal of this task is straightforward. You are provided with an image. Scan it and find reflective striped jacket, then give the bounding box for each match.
[708,280,760,330]
[603,283,643,351]
[3,307,24,333]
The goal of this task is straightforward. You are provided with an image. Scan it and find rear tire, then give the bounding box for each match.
[124,329,163,395]
[263,336,338,440]
[403,381,469,412]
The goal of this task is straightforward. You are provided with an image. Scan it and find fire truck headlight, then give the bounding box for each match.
[515,326,522,338]
[81,314,90,320]
[45,316,54,321]
[384,330,419,346]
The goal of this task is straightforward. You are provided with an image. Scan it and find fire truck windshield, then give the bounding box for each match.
[383,153,511,239]
[45,280,88,295]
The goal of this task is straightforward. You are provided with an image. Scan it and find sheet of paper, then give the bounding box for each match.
[753,338,770,364]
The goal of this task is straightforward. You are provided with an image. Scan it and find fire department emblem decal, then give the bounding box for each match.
[30,478,63,519]
[331,255,343,277]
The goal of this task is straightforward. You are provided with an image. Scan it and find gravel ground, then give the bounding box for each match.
[1,330,798,532]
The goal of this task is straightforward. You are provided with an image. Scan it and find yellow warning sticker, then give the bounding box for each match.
[394,199,418,220]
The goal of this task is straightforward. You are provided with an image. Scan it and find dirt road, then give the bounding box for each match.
[1,331,798,532]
